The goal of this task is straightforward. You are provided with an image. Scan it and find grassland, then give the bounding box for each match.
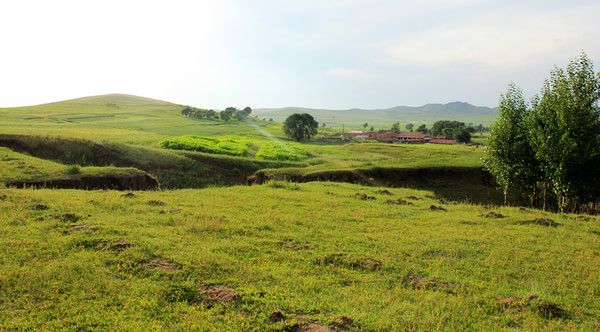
[0,147,145,185]
[1,182,598,330]
[0,94,489,189]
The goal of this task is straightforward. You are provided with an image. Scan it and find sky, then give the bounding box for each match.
[1,0,599,109]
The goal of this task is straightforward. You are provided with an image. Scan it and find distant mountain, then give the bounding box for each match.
[254,102,498,128]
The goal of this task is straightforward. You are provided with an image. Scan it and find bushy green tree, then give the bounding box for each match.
[484,84,538,205]
[432,120,465,136]
[529,53,600,211]
[416,124,428,133]
[453,127,471,144]
[220,107,236,121]
[391,122,400,133]
[405,123,414,132]
[283,113,319,141]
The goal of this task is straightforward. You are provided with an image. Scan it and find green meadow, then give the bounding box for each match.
[1,183,599,330]
[1,94,599,330]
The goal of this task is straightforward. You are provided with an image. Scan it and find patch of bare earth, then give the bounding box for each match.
[429,205,447,212]
[385,199,413,206]
[517,218,559,227]
[354,193,376,201]
[64,224,98,234]
[202,285,241,304]
[481,211,505,219]
[279,238,313,250]
[497,294,568,320]
[403,273,457,294]
[143,257,181,272]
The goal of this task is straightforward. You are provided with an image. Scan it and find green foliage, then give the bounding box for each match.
[255,141,309,161]
[181,106,218,120]
[484,84,538,204]
[452,127,471,143]
[65,165,81,175]
[416,124,428,133]
[283,113,318,141]
[432,120,466,137]
[220,107,237,121]
[529,52,600,211]
[160,135,250,156]
[391,122,401,133]
[405,123,414,132]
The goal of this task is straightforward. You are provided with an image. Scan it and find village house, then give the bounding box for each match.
[344,130,456,144]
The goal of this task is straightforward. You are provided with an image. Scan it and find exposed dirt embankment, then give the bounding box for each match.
[252,167,501,204]
[254,167,493,186]
[7,174,159,191]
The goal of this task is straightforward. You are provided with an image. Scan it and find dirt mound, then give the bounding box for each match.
[481,211,505,219]
[355,193,376,201]
[143,257,181,272]
[269,310,285,322]
[375,189,393,195]
[329,316,353,330]
[31,203,49,210]
[403,273,457,294]
[385,199,413,206]
[8,174,159,191]
[517,218,559,227]
[497,294,568,320]
[430,205,447,212]
[64,224,98,234]
[203,285,241,304]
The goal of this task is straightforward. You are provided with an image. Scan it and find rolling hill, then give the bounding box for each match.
[254,102,498,129]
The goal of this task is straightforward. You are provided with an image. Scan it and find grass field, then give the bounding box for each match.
[1,182,598,330]
[2,94,598,330]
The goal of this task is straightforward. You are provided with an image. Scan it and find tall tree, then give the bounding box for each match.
[484,84,538,206]
[529,52,600,211]
[283,113,319,141]
[405,123,414,132]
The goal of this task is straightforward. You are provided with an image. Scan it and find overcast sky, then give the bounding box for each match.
[1,0,599,109]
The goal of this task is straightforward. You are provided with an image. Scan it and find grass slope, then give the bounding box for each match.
[1,183,599,330]
[0,147,145,185]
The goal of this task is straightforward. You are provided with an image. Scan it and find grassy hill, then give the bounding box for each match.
[0,94,491,190]
[254,102,498,129]
[1,183,598,330]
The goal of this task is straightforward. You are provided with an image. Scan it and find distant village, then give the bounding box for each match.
[344,130,458,144]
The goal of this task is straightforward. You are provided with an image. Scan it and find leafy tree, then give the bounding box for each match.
[283,113,319,141]
[416,124,428,133]
[405,123,414,132]
[391,122,400,133]
[243,106,252,116]
[220,107,236,121]
[432,120,465,136]
[484,84,539,206]
[362,122,369,129]
[528,52,600,211]
[453,127,471,143]
[369,126,374,132]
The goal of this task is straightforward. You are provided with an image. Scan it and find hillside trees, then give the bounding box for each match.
[181,106,218,120]
[484,84,538,205]
[485,52,600,211]
[405,123,414,132]
[283,113,318,141]
[528,53,600,211]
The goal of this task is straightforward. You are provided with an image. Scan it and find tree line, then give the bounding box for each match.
[181,106,253,121]
[484,52,600,212]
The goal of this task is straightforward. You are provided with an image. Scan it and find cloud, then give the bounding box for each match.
[325,67,369,79]
[386,2,600,68]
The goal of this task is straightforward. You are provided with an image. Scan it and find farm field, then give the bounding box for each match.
[1,183,599,330]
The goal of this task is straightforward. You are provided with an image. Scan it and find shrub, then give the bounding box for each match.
[65,165,81,175]
[160,136,251,156]
[255,142,309,161]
